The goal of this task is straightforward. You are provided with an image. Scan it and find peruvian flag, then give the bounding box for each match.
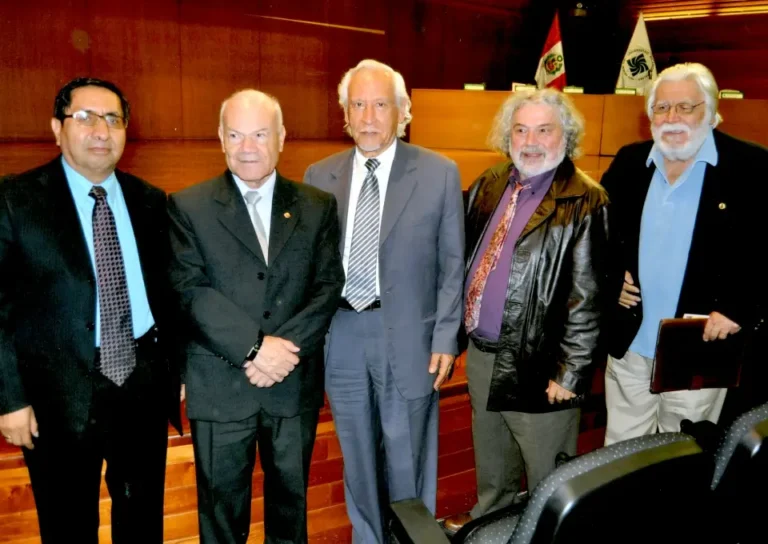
[534,13,566,90]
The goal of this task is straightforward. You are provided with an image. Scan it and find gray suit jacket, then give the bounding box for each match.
[304,140,465,399]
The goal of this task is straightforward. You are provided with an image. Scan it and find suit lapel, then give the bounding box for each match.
[214,172,266,264]
[330,149,355,249]
[268,174,300,264]
[380,140,416,246]
[38,158,94,281]
[676,158,726,314]
[518,161,577,241]
[466,168,510,272]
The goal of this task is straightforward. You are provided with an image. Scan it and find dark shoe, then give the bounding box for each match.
[442,512,472,535]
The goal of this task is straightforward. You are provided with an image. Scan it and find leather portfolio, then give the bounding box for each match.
[650,318,743,393]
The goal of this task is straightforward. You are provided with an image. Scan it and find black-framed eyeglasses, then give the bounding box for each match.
[62,109,127,129]
[651,101,705,116]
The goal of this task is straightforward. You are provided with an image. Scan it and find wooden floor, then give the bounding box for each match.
[0,140,608,543]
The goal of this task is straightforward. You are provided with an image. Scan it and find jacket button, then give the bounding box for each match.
[86,321,95,331]
[258,272,265,280]
[263,311,271,319]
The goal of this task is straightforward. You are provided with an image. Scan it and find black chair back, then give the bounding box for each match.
[507,433,709,544]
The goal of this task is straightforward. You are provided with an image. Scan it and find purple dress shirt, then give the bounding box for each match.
[466,167,556,342]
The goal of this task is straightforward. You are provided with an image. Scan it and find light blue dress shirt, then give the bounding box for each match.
[62,157,154,345]
[629,130,718,358]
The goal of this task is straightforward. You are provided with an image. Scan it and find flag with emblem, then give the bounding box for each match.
[534,12,566,90]
[616,12,657,94]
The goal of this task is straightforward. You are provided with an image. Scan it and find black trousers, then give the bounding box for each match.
[191,408,319,544]
[22,334,170,544]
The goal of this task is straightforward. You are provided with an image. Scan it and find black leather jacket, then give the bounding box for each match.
[465,159,609,412]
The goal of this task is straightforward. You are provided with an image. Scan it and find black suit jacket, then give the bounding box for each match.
[168,171,344,422]
[0,157,181,435]
[602,129,768,358]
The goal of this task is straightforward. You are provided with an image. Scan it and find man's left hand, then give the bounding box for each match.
[546,380,575,404]
[429,353,455,390]
[703,312,741,341]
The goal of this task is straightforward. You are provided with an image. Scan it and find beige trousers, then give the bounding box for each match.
[604,350,727,445]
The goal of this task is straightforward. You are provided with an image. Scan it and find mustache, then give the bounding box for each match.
[658,123,691,135]
[518,145,546,156]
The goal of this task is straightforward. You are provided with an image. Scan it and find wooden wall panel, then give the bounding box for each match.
[90,2,183,139]
[4,2,768,142]
[178,3,262,139]
[410,90,605,156]
[0,1,89,140]
[599,95,650,156]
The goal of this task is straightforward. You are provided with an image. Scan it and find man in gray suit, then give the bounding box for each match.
[303,59,464,543]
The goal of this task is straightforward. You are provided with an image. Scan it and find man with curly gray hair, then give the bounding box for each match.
[444,88,609,534]
[304,59,464,543]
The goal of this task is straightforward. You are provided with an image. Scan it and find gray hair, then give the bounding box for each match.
[487,88,585,160]
[219,89,284,128]
[646,63,722,127]
[337,59,412,138]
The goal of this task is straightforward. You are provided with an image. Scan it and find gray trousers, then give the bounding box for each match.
[325,308,438,544]
[466,340,579,519]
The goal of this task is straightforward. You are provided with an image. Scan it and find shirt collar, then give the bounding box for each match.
[509,165,557,195]
[61,155,118,196]
[232,169,277,202]
[646,128,719,169]
[354,138,398,172]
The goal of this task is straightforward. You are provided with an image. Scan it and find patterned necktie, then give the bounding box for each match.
[244,190,269,263]
[464,179,526,334]
[346,158,381,312]
[89,186,136,386]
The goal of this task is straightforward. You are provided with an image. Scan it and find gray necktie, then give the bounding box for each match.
[89,186,136,386]
[346,158,381,311]
[244,190,269,263]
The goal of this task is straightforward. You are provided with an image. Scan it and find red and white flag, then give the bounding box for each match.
[534,13,566,90]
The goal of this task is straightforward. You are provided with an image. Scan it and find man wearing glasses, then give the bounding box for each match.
[601,62,768,444]
[0,77,181,542]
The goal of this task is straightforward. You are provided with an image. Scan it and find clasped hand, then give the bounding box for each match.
[243,336,300,387]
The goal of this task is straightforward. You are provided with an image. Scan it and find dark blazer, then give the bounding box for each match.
[0,157,181,435]
[465,158,609,412]
[602,129,768,358]
[168,171,344,422]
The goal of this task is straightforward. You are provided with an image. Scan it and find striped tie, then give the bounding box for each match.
[346,158,381,312]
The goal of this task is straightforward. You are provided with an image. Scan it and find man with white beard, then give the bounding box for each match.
[444,88,609,533]
[601,62,768,445]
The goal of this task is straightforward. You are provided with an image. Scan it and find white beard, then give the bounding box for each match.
[651,121,711,161]
[512,143,566,179]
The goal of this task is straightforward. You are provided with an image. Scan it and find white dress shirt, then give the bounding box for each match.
[232,170,276,241]
[342,140,397,298]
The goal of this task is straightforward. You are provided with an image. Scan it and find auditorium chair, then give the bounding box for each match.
[689,402,768,544]
[390,432,710,544]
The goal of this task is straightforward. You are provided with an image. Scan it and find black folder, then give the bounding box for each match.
[650,318,743,393]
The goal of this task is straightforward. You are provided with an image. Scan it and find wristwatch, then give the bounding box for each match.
[242,330,265,368]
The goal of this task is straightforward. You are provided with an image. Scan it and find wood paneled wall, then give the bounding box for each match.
[4,1,768,143]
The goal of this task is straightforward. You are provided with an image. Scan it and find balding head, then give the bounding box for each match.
[218,89,286,188]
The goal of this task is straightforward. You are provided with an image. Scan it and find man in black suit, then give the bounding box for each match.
[0,77,181,543]
[602,62,768,444]
[168,90,344,544]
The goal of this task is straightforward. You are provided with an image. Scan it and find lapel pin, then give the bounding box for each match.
[718,202,726,210]
[284,211,291,218]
